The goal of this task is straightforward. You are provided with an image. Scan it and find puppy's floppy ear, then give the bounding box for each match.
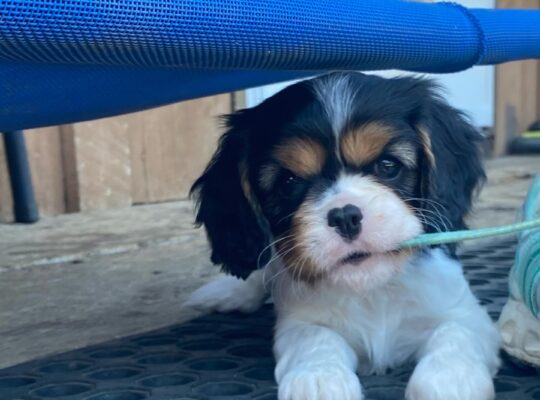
[191,113,271,279]
[415,88,486,250]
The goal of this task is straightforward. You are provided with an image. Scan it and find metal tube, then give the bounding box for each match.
[2,131,39,223]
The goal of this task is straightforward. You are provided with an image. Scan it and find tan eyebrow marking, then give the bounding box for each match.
[273,137,326,178]
[340,122,395,166]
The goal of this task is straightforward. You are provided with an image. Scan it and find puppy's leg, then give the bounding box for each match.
[275,320,363,400]
[406,318,500,400]
[184,266,273,314]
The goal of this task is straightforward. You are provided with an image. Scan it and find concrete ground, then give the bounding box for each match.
[0,155,538,369]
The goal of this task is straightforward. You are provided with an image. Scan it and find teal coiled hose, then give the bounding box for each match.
[512,174,540,317]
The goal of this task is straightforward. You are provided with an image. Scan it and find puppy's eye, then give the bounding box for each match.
[374,158,402,180]
[279,172,303,197]
[284,175,300,185]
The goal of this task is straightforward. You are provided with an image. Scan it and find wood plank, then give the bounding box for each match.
[495,0,540,155]
[495,59,540,155]
[537,61,540,123]
[129,94,230,204]
[497,0,540,8]
[24,127,66,216]
[125,112,147,204]
[0,137,14,222]
[521,60,540,130]
[232,91,246,111]
[59,124,81,213]
[70,119,133,211]
[495,61,521,155]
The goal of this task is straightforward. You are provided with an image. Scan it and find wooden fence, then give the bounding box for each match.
[0,95,231,221]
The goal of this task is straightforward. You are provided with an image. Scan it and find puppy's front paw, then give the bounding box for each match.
[183,274,265,314]
[278,364,363,400]
[405,356,495,400]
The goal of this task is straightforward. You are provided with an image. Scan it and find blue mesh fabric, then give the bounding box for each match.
[0,0,539,130]
[472,8,540,65]
[0,63,309,131]
[1,0,482,72]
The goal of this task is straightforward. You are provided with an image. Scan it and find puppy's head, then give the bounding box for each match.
[192,72,485,289]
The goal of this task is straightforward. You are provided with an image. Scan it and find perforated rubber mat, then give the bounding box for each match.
[1,237,539,400]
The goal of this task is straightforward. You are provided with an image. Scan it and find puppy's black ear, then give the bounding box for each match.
[416,91,486,251]
[191,113,271,279]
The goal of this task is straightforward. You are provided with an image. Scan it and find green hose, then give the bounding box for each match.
[399,174,540,318]
[401,218,540,249]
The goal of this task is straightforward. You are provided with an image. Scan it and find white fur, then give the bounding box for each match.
[184,270,268,313]
[291,174,423,290]
[186,249,500,400]
[312,73,356,137]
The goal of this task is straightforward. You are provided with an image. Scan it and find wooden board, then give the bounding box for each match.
[59,125,81,213]
[67,94,230,210]
[69,119,133,211]
[25,127,67,216]
[129,94,230,204]
[494,0,540,155]
[0,137,14,222]
[495,62,540,155]
[0,94,232,220]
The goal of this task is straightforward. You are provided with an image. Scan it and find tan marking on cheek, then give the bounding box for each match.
[239,160,261,213]
[418,127,436,169]
[341,122,394,166]
[273,137,325,178]
[276,205,323,284]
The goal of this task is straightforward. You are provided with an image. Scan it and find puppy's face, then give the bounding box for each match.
[193,72,484,289]
[257,119,423,288]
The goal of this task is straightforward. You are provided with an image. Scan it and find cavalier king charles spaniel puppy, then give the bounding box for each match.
[186,72,500,400]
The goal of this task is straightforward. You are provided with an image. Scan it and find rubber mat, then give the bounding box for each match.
[1,238,539,400]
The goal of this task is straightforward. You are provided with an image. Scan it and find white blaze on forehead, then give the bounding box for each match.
[312,74,357,137]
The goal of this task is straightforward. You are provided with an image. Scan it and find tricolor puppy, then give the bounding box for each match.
[187,72,500,400]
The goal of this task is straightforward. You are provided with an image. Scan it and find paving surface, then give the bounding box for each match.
[0,203,215,369]
[0,155,538,371]
[1,237,539,400]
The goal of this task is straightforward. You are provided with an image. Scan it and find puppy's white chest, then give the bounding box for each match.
[273,250,468,374]
[340,291,434,373]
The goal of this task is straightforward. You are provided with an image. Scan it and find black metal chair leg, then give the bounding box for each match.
[2,131,39,223]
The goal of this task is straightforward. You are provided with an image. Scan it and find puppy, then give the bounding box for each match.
[187,72,500,400]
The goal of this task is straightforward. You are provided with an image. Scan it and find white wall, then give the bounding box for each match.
[245,0,495,128]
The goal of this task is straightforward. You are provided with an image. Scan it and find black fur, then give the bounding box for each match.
[190,83,317,278]
[190,124,272,279]
[191,72,485,278]
[419,95,486,254]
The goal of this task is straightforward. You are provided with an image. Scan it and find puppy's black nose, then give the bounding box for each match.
[327,204,362,241]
